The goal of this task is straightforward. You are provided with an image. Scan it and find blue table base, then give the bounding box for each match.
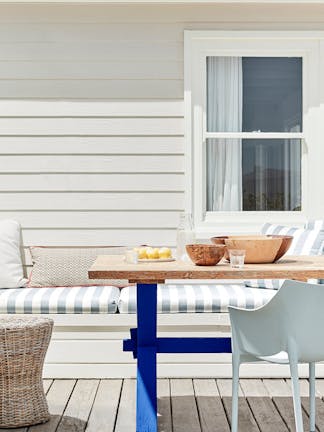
[123,283,232,432]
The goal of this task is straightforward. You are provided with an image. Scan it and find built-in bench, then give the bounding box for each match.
[2,220,324,379]
[0,283,278,379]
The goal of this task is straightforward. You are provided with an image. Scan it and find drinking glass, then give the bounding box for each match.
[229,249,245,269]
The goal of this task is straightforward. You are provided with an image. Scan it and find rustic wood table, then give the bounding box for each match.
[89,255,324,432]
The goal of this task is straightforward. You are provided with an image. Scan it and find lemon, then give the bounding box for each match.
[159,247,172,259]
[152,248,160,259]
[146,247,156,259]
[138,247,148,259]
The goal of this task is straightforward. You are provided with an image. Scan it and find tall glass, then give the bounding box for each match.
[176,212,195,261]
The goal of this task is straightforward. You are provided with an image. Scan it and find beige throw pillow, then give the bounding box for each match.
[29,246,129,288]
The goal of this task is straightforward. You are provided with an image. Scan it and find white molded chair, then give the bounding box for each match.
[228,280,324,432]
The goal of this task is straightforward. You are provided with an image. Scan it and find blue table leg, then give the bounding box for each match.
[136,283,157,432]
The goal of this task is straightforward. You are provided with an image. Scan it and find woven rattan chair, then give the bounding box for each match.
[0,316,53,428]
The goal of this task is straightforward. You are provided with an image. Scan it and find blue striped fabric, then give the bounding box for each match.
[245,222,324,289]
[118,284,276,314]
[0,286,121,314]
[305,220,324,231]
[305,220,324,283]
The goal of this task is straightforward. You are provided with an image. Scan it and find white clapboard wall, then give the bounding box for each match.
[0,2,324,274]
[1,3,324,379]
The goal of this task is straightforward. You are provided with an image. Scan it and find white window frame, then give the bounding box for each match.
[184,30,323,237]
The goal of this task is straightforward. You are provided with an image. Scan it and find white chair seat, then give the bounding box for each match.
[258,351,289,364]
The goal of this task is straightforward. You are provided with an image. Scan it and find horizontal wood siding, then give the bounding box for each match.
[1,3,324,271]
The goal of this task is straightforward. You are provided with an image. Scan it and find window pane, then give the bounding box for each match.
[206,138,301,211]
[207,57,302,132]
[242,58,302,132]
[242,139,301,211]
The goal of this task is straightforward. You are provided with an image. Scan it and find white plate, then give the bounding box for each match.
[138,258,175,263]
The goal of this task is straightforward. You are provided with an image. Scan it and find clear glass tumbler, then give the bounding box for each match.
[229,249,245,269]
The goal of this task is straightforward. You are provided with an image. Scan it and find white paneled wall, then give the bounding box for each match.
[1,3,324,275]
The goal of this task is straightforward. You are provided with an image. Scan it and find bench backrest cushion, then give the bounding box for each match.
[244,222,324,289]
[0,220,27,288]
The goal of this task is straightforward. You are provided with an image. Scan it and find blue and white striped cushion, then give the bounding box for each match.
[0,286,121,314]
[245,223,324,289]
[305,220,324,231]
[305,220,324,283]
[118,284,275,314]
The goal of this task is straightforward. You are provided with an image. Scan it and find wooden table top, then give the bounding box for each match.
[88,255,324,283]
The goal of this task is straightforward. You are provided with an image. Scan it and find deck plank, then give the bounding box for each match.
[4,378,324,432]
[216,379,243,397]
[42,380,53,395]
[265,378,308,432]
[193,379,230,432]
[56,380,99,432]
[170,379,201,432]
[263,379,291,397]
[240,379,288,432]
[114,380,136,432]
[43,379,54,394]
[217,379,259,432]
[28,380,76,432]
[157,379,172,432]
[295,379,324,432]
[86,380,122,432]
[313,379,324,398]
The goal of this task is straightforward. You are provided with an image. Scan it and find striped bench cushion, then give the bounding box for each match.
[118,284,276,314]
[245,222,324,290]
[306,220,324,231]
[0,286,121,314]
[306,220,324,283]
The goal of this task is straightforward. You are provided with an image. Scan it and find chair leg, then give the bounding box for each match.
[231,354,240,432]
[309,362,316,432]
[289,360,304,432]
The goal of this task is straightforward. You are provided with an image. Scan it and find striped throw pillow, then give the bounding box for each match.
[244,223,324,289]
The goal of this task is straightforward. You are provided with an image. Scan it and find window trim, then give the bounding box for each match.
[184,30,323,236]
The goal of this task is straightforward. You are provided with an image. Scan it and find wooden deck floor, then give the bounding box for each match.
[4,378,324,432]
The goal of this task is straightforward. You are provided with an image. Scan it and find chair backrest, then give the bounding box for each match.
[230,280,324,362]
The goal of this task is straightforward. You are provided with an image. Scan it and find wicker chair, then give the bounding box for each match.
[0,316,53,428]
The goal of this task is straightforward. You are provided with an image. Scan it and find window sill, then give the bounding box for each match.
[194,211,306,239]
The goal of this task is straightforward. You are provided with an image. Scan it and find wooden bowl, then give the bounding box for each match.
[210,235,267,261]
[267,235,293,261]
[186,244,225,266]
[224,237,283,264]
[210,236,229,260]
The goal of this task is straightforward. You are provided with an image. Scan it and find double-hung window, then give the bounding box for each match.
[185,31,322,236]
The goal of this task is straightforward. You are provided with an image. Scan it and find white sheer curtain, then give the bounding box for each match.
[284,125,301,211]
[207,57,243,211]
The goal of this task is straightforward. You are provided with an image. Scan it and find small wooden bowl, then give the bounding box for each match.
[186,244,225,266]
[268,235,293,261]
